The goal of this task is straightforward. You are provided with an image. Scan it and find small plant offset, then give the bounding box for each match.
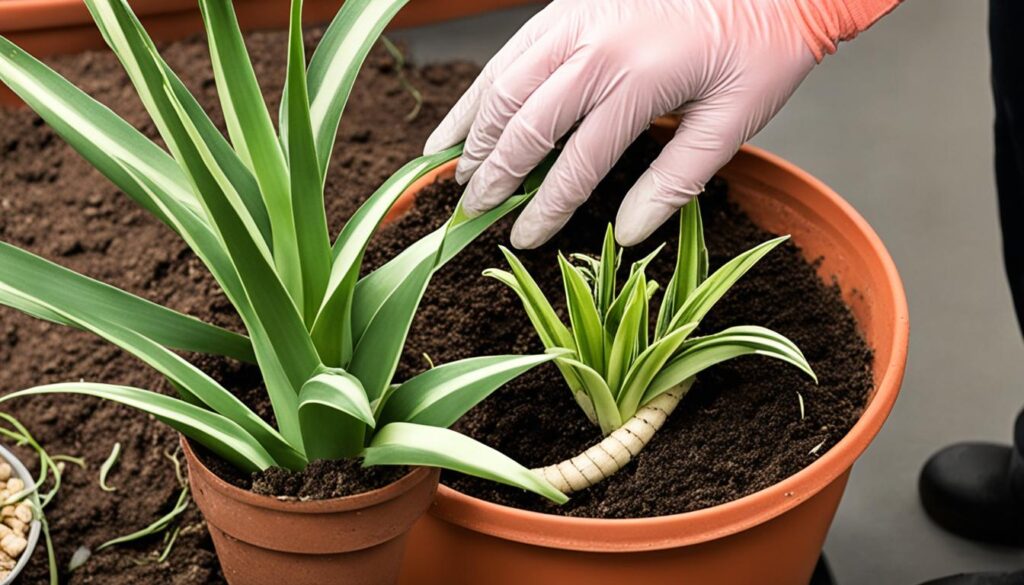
[0,0,566,503]
[487,200,818,495]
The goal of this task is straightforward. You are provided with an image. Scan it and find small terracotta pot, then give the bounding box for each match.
[181,439,439,585]
[396,124,909,585]
[0,0,542,107]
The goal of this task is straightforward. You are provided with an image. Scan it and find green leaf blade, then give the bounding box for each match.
[0,242,253,361]
[643,325,817,405]
[83,0,271,245]
[555,357,621,435]
[0,384,275,473]
[198,0,303,304]
[307,0,409,173]
[559,254,605,374]
[298,369,374,460]
[284,0,332,325]
[605,272,647,396]
[671,235,789,331]
[0,34,200,229]
[616,322,699,419]
[596,225,617,315]
[379,352,563,429]
[363,423,567,504]
[347,247,436,403]
[314,146,462,365]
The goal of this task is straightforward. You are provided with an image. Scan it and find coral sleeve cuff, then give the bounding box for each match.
[789,0,901,62]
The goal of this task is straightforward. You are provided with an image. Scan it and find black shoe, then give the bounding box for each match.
[918,411,1024,545]
[810,554,836,585]
[918,570,1024,585]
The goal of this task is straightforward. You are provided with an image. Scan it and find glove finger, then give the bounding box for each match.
[509,94,651,249]
[615,100,747,247]
[461,50,592,216]
[455,29,576,185]
[422,4,563,156]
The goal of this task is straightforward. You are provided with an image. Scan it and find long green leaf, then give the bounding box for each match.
[559,254,605,373]
[330,148,461,300]
[354,189,524,341]
[643,326,817,405]
[605,244,663,333]
[312,146,462,365]
[379,352,563,428]
[83,0,271,246]
[351,153,551,346]
[484,247,592,407]
[306,0,409,174]
[298,368,374,460]
[199,0,303,304]
[283,0,332,325]
[160,76,321,449]
[347,247,436,403]
[80,0,279,357]
[595,225,617,315]
[0,384,275,472]
[556,357,622,435]
[656,200,707,338]
[0,35,199,229]
[670,236,789,331]
[605,272,647,396]
[362,423,567,504]
[0,242,253,361]
[488,248,573,350]
[616,322,698,419]
[0,280,304,469]
[122,161,313,453]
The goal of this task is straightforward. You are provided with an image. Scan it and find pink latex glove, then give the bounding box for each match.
[424,0,898,248]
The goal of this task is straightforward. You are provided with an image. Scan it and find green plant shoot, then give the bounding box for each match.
[0,0,566,503]
[487,199,817,494]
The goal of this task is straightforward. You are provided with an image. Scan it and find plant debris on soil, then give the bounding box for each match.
[0,27,476,584]
[363,139,874,519]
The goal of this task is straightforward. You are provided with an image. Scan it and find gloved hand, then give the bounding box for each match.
[424,0,898,248]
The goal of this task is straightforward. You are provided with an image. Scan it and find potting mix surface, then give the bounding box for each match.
[0,27,871,583]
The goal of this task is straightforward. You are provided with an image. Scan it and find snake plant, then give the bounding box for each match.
[0,0,566,503]
[487,199,817,495]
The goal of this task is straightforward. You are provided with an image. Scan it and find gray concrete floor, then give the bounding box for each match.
[391,2,1024,583]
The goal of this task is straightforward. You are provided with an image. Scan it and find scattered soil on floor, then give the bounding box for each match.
[0,27,475,584]
[363,138,874,518]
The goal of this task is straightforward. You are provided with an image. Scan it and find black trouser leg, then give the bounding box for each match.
[990,0,1024,484]
[992,0,1024,339]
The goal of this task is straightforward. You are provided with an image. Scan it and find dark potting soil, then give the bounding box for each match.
[362,139,874,519]
[196,442,408,500]
[0,27,476,584]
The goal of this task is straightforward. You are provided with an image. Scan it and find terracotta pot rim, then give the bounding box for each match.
[179,436,435,515]
[0,0,197,33]
[406,144,909,553]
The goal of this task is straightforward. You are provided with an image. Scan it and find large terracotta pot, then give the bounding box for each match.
[397,133,909,585]
[0,0,542,106]
[181,438,440,585]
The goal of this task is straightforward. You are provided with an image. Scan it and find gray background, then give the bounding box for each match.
[392,1,1024,583]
